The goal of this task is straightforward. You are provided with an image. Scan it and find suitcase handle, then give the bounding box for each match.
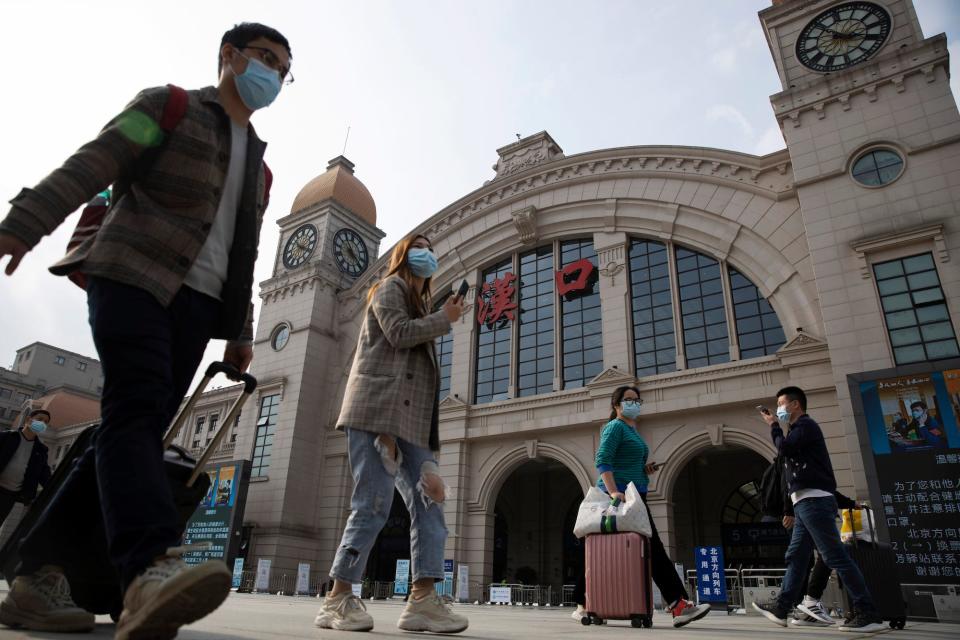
[163,361,258,453]
[204,361,257,394]
[846,505,879,549]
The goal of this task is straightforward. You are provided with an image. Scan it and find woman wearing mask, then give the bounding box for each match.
[315,234,468,634]
[572,385,711,628]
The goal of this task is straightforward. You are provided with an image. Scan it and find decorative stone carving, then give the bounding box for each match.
[525,439,538,460]
[512,205,537,244]
[851,224,949,279]
[492,131,564,180]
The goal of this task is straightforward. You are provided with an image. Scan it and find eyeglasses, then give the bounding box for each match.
[241,46,294,85]
[621,398,643,405]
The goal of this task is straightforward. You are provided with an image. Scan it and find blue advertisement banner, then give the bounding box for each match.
[694,546,727,602]
[231,557,244,589]
[855,366,960,584]
[394,559,410,595]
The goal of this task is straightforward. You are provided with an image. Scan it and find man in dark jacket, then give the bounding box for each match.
[0,409,52,526]
[753,387,884,633]
[0,22,292,638]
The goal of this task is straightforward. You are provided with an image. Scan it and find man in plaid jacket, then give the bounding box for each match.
[0,22,292,638]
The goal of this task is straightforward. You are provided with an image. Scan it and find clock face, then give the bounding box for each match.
[282,224,318,269]
[333,228,369,277]
[796,2,891,73]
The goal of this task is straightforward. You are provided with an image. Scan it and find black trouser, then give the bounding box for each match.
[0,489,19,527]
[807,553,833,600]
[574,492,688,607]
[19,277,219,588]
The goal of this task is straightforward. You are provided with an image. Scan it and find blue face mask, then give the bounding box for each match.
[912,409,924,419]
[776,406,791,424]
[234,55,281,111]
[29,420,47,434]
[408,248,438,278]
[621,400,642,419]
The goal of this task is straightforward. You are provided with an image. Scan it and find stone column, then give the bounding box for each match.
[593,230,631,372]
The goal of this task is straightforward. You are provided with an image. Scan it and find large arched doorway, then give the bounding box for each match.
[670,445,789,571]
[492,458,584,589]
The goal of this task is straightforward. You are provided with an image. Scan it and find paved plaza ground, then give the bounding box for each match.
[1,585,959,640]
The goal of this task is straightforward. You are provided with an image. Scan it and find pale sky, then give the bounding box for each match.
[1,0,958,385]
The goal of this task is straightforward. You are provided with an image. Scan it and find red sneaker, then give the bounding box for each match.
[670,599,711,628]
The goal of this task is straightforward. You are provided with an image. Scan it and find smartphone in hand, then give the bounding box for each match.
[756,405,771,416]
[455,279,469,302]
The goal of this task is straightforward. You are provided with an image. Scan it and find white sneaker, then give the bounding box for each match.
[571,605,585,621]
[315,592,374,631]
[797,597,836,625]
[791,612,831,627]
[115,546,232,640]
[0,566,95,632]
[397,592,468,633]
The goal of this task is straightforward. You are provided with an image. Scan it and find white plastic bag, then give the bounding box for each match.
[573,482,652,539]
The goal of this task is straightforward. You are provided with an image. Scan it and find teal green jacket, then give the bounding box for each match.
[595,418,649,493]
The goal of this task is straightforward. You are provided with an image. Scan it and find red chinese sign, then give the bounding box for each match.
[555,258,596,298]
[477,272,517,327]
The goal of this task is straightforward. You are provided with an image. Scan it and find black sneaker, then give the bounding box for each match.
[837,612,886,633]
[752,601,789,627]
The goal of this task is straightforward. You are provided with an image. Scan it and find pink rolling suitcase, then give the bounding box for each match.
[584,532,653,628]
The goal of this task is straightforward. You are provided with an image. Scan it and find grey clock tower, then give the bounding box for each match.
[759,0,960,493]
[234,156,385,575]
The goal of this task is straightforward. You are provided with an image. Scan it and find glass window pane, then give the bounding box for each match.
[885,309,917,329]
[926,340,960,359]
[920,322,956,342]
[877,277,908,296]
[916,304,949,324]
[903,254,934,274]
[893,344,926,364]
[881,294,912,312]
[889,327,921,347]
[912,288,944,305]
[873,260,903,279]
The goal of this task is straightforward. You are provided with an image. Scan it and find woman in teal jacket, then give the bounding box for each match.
[573,385,711,628]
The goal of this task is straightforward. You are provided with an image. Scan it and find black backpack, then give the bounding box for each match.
[759,454,785,517]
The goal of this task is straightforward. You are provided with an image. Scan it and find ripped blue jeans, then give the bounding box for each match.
[329,428,447,584]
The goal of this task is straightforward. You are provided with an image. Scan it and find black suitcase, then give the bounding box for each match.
[841,506,908,630]
[0,362,256,618]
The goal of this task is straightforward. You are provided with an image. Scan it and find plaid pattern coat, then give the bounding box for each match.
[336,276,452,451]
[0,86,270,342]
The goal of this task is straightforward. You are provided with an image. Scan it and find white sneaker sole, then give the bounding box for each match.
[838,622,887,633]
[115,562,231,640]
[751,602,787,627]
[397,612,469,634]
[314,612,374,631]
[0,600,95,633]
[797,603,836,624]
[791,618,831,627]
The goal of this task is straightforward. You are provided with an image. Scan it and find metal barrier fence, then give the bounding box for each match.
[685,569,743,610]
[740,568,787,614]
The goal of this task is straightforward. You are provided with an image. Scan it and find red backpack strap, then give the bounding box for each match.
[160,84,189,132]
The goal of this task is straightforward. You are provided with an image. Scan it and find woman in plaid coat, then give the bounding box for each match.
[316,234,469,634]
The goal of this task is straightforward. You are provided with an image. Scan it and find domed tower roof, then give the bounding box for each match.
[290,156,377,227]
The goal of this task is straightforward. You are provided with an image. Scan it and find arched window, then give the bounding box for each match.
[434,293,454,401]
[629,240,676,376]
[559,240,602,389]
[729,267,786,357]
[518,246,555,397]
[475,258,514,404]
[629,238,786,378]
[675,247,729,368]
[722,482,762,524]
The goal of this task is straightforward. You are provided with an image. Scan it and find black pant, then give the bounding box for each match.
[574,493,688,607]
[0,489,19,527]
[808,553,832,599]
[19,277,219,587]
